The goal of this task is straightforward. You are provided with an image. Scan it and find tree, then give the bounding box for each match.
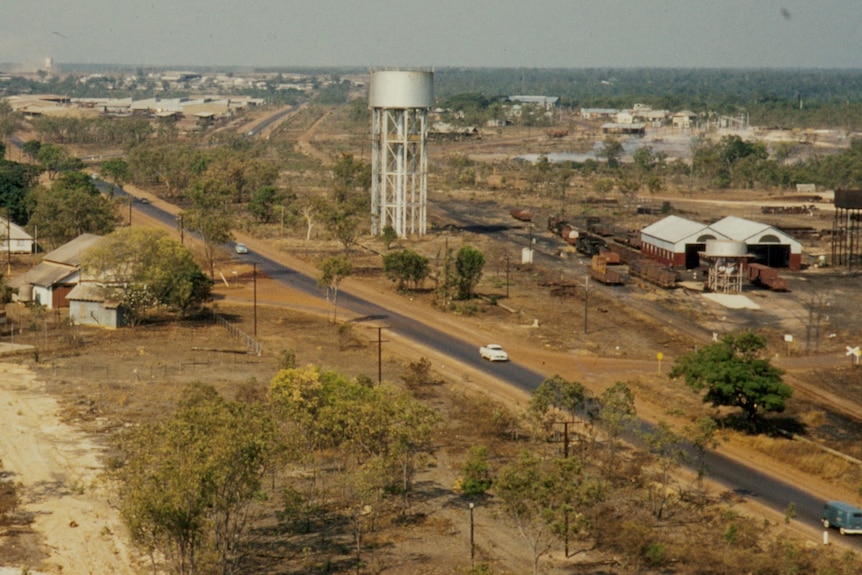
[35,143,85,180]
[454,245,485,300]
[317,255,352,323]
[183,176,234,279]
[382,249,430,291]
[109,384,278,575]
[460,445,493,496]
[0,101,19,148]
[26,171,120,249]
[528,375,587,439]
[495,451,601,575]
[0,159,40,223]
[669,331,790,430]
[640,421,687,519]
[598,137,624,168]
[322,198,365,255]
[127,140,202,197]
[685,416,719,492]
[248,185,283,224]
[592,382,636,476]
[100,157,130,196]
[22,140,42,164]
[332,153,371,200]
[381,225,398,250]
[80,227,212,324]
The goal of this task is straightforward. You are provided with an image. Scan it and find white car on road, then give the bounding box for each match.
[480,344,509,362]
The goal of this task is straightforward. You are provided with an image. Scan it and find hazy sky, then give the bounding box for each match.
[1,0,860,70]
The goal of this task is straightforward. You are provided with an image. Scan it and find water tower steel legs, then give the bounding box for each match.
[371,106,427,237]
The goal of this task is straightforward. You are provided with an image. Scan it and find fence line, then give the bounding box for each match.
[210,310,263,356]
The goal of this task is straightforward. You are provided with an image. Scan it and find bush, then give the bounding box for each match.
[460,446,493,496]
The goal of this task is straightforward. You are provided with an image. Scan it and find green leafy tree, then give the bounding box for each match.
[528,375,587,439]
[127,140,202,197]
[109,384,278,575]
[22,139,42,164]
[495,451,601,575]
[382,249,430,291]
[81,227,212,324]
[670,331,790,430]
[0,160,40,222]
[593,178,614,196]
[183,176,234,278]
[322,199,365,255]
[332,153,371,199]
[454,245,485,300]
[381,225,398,249]
[248,185,284,224]
[460,445,493,496]
[317,255,352,322]
[26,171,120,249]
[100,157,130,196]
[35,143,85,180]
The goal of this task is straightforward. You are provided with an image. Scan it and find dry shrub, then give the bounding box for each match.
[750,434,858,480]
[798,408,827,428]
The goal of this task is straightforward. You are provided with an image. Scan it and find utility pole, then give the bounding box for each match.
[376,326,389,383]
[6,211,10,277]
[583,275,589,334]
[253,263,258,337]
[469,503,475,567]
[505,255,510,299]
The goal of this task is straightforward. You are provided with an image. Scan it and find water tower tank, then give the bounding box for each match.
[703,239,747,257]
[369,69,434,237]
[369,70,434,109]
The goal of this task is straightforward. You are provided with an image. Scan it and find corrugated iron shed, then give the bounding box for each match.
[641,215,712,243]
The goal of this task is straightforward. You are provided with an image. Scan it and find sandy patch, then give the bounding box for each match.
[0,364,140,575]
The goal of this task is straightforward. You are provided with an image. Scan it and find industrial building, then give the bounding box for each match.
[640,215,802,270]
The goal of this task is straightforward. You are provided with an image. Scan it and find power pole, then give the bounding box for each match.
[583,276,590,334]
[376,326,389,383]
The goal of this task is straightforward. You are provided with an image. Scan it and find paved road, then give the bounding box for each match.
[133,194,840,543]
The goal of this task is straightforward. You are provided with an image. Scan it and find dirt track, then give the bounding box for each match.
[0,364,140,575]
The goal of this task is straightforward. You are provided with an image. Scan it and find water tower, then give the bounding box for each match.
[369,69,433,237]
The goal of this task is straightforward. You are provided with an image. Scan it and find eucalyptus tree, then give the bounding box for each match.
[26,171,119,249]
[81,227,212,323]
[110,384,279,575]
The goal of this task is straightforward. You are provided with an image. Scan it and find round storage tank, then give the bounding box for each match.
[704,239,747,257]
[369,70,433,109]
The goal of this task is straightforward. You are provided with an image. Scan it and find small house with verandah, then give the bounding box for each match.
[7,233,102,308]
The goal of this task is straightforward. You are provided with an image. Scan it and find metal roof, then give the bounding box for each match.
[641,215,712,243]
[710,216,802,252]
[7,262,77,289]
[0,218,33,240]
[66,282,121,307]
[42,233,102,266]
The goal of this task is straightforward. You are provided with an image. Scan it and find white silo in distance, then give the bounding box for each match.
[369,69,433,237]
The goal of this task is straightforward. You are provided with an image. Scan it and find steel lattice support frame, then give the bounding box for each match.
[370,106,428,237]
[832,206,862,270]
